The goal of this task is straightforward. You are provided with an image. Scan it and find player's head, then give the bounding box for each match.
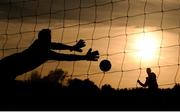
[146,68,151,74]
[38,29,51,43]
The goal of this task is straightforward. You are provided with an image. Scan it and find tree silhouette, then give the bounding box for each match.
[43,69,67,83]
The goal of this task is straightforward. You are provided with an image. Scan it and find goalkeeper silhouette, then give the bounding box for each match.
[137,68,158,90]
[0,29,99,82]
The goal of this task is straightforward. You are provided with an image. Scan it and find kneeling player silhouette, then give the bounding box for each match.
[0,29,99,82]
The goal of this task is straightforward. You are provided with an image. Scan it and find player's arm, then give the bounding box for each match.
[50,43,73,50]
[137,79,148,87]
[50,39,85,52]
[48,48,99,61]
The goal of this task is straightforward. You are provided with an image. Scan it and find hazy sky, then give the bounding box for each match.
[0,0,180,89]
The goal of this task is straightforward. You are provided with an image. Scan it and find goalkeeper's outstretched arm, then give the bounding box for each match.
[50,39,86,52]
[48,48,99,61]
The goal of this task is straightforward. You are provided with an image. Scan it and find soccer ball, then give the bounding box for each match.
[99,60,111,72]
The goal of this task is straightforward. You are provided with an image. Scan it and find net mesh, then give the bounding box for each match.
[0,0,180,89]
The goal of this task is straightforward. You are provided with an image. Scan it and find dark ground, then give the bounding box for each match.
[0,78,180,111]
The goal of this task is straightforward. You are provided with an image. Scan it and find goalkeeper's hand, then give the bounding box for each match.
[71,39,86,52]
[85,48,100,61]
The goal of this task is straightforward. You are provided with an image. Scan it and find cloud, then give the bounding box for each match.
[0,0,179,27]
[0,0,127,22]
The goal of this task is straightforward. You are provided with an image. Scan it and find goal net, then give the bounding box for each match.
[0,0,180,89]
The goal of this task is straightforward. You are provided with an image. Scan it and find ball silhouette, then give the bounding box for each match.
[99,60,111,72]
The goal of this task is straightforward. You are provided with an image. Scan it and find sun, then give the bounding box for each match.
[135,33,159,62]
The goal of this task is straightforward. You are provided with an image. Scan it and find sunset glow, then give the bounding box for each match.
[135,33,159,62]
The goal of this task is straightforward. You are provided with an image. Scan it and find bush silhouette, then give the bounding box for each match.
[0,68,180,110]
[43,69,67,83]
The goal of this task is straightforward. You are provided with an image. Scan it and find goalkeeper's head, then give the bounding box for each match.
[38,29,51,43]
